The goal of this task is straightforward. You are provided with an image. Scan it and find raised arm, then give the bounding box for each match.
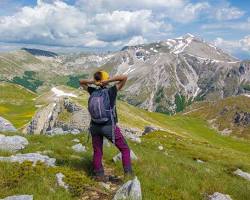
[79,79,95,91]
[102,75,128,91]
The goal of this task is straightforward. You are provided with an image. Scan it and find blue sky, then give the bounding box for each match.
[0,0,249,59]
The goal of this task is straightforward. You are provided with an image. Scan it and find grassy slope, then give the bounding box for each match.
[184,96,250,139]
[0,82,37,128]
[0,84,250,199]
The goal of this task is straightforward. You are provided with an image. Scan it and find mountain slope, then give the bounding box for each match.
[97,34,249,113]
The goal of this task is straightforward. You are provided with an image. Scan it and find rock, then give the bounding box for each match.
[0,195,33,200]
[0,134,29,152]
[120,126,142,143]
[113,150,138,163]
[0,117,17,132]
[142,126,159,135]
[103,138,111,147]
[72,144,86,153]
[56,173,69,190]
[158,145,163,151]
[0,153,56,167]
[72,138,80,143]
[24,97,90,134]
[113,176,142,200]
[234,112,250,126]
[70,129,81,135]
[234,169,250,181]
[196,159,204,163]
[99,182,111,190]
[209,192,232,200]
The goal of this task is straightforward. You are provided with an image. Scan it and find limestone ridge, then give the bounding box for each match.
[24,97,90,134]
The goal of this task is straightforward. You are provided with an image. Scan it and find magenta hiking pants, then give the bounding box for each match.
[90,125,132,176]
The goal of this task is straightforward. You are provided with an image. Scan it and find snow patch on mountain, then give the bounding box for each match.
[51,87,77,98]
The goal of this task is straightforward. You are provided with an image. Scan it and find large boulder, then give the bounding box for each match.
[113,176,142,200]
[0,195,33,200]
[0,153,56,167]
[209,192,232,200]
[0,134,29,152]
[0,117,17,132]
[24,97,90,134]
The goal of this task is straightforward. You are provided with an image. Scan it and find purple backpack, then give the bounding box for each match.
[88,88,114,124]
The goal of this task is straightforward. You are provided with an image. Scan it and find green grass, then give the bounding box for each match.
[0,82,37,128]
[0,84,250,199]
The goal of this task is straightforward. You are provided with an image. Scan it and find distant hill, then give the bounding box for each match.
[21,48,58,57]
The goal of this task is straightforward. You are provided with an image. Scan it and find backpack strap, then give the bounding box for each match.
[103,89,116,144]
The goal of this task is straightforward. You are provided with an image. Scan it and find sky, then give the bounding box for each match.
[0,0,249,59]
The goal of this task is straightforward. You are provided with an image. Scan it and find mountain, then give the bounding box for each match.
[21,48,58,57]
[99,34,250,113]
[0,34,250,114]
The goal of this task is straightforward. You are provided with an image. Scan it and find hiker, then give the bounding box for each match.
[80,70,133,181]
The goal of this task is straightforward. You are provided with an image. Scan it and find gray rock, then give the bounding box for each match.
[0,153,56,167]
[120,126,142,143]
[56,173,69,190]
[72,138,80,143]
[103,138,111,147]
[209,192,232,200]
[0,134,29,152]
[0,117,17,132]
[70,129,80,135]
[113,150,138,163]
[24,97,90,134]
[234,169,250,181]
[142,126,159,135]
[72,144,86,153]
[1,195,33,200]
[113,176,142,200]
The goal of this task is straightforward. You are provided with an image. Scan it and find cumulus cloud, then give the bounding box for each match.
[0,0,173,48]
[126,36,147,46]
[215,6,244,21]
[214,36,250,55]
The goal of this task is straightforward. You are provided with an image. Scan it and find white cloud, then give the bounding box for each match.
[126,36,147,46]
[0,0,173,48]
[240,36,250,52]
[202,18,250,31]
[167,2,210,23]
[214,36,250,55]
[215,6,244,21]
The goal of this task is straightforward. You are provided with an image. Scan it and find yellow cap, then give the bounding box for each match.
[100,70,109,81]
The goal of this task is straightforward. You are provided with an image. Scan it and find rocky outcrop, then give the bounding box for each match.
[234,112,250,126]
[113,150,138,163]
[0,195,33,200]
[0,153,56,167]
[24,97,90,134]
[113,176,142,200]
[0,116,17,132]
[209,192,232,200]
[0,134,28,152]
